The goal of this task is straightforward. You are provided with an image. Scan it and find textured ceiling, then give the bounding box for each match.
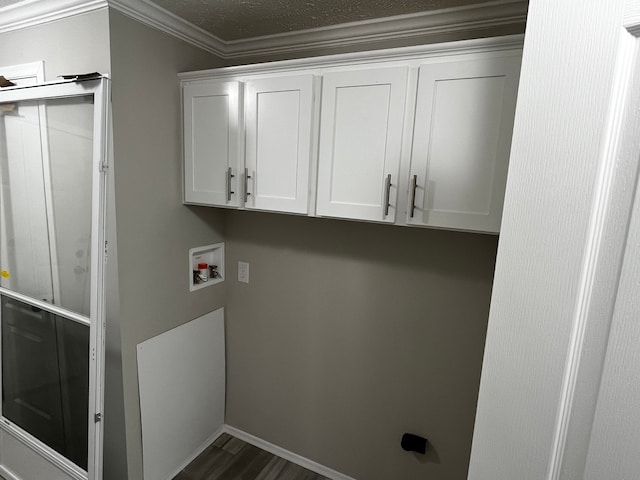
[0,0,496,41]
[149,0,492,41]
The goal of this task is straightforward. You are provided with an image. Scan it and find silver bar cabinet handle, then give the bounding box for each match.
[383,174,392,217]
[410,174,417,218]
[244,168,251,203]
[226,167,235,202]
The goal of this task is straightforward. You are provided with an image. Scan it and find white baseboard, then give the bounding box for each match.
[164,424,225,480]
[0,423,353,480]
[221,425,356,480]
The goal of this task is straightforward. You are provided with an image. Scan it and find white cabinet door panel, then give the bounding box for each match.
[244,75,314,214]
[408,56,520,233]
[316,67,408,222]
[183,81,241,206]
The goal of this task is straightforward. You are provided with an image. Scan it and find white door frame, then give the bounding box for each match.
[0,77,110,480]
[469,1,640,479]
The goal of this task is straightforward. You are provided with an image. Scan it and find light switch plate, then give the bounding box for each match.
[238,261,249,283]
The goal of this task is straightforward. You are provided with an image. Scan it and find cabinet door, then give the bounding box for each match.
[244,75,314,214]
[316,67,408,222]
[183,80,241,207]
[407,56,521,233]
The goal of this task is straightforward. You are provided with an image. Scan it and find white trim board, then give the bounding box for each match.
[221,425,357,480]
[164,426,225,480]
[0,0,107,34]
[165,424,355,480]
[0,423,86,480]
[1,0,527,59]
[178,35,523,82]
[0,465,19,480]
[0,61,44,84]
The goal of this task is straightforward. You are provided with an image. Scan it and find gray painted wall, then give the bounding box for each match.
[216,22,522,480]
[107,10,225,480]
[0,9,519,480]
[224,211,498,480]
[105,14,510,480]
[0,11,110,81]
[104,156,128,480]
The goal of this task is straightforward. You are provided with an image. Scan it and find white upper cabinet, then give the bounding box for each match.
[316,67,408,223]
[180,36,524,233]
[183,80,242,207]
[244,75,314,214]
[406,56,521,233]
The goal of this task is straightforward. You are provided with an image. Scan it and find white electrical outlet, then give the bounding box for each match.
[238,261,249,283]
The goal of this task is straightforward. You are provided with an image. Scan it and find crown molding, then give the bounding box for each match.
[221,0,528,58]
[0,0,527,59]
[108,0,227,56]
[179,34,524,82]
[0,0,107,34]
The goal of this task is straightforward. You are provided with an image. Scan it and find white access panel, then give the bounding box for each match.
[137,308,225,480]
[316,67,408,223]
[407,56,520,233]
[183,81,241,206]
[244,75,314,214]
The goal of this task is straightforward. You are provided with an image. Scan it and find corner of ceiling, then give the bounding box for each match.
[107,0,227,56]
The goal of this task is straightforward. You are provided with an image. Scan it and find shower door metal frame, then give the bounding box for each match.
[0,77,110,480]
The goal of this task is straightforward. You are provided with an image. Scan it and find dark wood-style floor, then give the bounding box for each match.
[173,433,332,480]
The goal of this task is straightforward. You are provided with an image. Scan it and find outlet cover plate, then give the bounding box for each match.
[238,261,249,283]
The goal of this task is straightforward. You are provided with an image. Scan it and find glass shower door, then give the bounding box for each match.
[1,297,90,469]
[0,79,109,480]
[0,98,54,304]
